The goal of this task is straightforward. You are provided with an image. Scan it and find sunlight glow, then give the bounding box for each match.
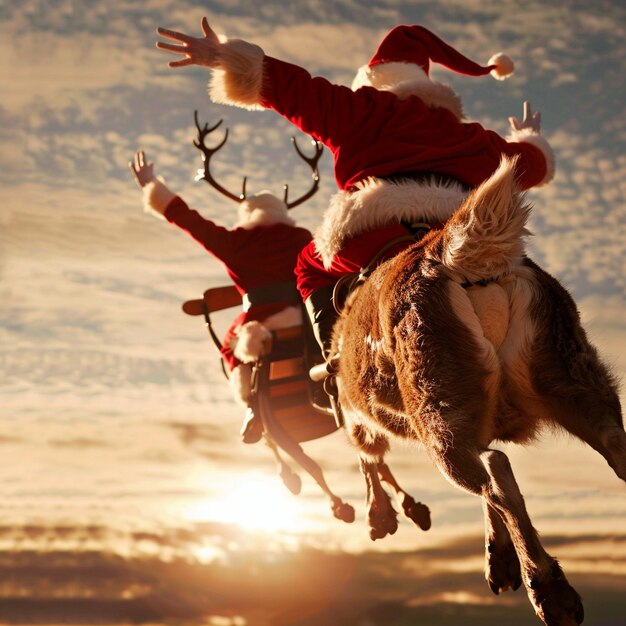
[183,474,305,533]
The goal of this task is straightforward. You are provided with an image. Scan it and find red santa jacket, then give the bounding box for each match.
[165,197,312,368]
[259,57,550,191]
[210,43,554,296]
[295,223,424,301]
[252,57,552,296]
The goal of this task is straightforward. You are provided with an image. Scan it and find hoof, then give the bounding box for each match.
[279,468,301,495]
[402,497,431,531]
[332,500,355,523]
[368,506,398,541]
[240,409,263,444]
[530,562,584,626]
[485,540,522,594]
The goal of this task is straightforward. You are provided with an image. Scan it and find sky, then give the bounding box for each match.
[0,0,625,624]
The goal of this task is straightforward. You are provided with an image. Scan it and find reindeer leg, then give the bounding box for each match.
[601,427,626,482]
[376,462,431,531]
[359,457,398,540]
[348,424,399,539]
[283,440,355,523]
[483,501,522,594]
[430,442,583,626]
[264,436,302,495]
[482,450,583,625]
[257,395,354,523]
[532,365,626,483]
[542,392,626,484]
[523,261,626,482]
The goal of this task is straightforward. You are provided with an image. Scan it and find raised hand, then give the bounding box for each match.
[156,17,220,68]
[129,150,155,188]
[509,101,541,133]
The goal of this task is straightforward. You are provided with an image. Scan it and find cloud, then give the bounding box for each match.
[0,8,624,622]
[0,435,24,445]
[47,437,109,448]
[0,530,624,625]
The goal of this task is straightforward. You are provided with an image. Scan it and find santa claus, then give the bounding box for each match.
[155,20,554,358]
[130,149,312,441]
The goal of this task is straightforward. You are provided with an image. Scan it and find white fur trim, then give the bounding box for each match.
[488,53,514,80]
[314,178,468,267]
[232,305,302,363]
[352,61,429,91]
[352,62,464,119]
[229,363,253,404]
[142,177,176,220]
[232,321,272,363]
[234,191,296,229]
[390,79,464,119]
[209,38,265,110]
[506,128,555,186]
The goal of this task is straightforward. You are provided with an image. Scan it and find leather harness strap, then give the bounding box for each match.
[332,224,439,314]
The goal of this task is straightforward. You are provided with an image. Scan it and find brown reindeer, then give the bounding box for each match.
[177,113,355,522]
[333,157,624,626]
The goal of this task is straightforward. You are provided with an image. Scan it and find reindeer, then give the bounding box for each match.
[331,157,624,626]
[179,112,356,522]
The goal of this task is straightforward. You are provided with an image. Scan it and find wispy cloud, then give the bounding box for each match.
[0,3,624,623]
[0,529,624,625]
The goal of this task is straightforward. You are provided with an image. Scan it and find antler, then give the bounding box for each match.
[193,110,247,202]
[284,138,324,209]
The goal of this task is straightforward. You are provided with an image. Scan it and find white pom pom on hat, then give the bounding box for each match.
[488,52,515,80]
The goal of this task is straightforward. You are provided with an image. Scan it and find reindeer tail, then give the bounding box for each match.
[440,156,531,285]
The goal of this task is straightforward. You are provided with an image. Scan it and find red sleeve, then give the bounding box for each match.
[260,57,377,149]
[482,129,548,190]
[163,197,239,262]
[294,241,336,301]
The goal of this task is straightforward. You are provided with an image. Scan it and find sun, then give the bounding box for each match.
[183,474,305,533]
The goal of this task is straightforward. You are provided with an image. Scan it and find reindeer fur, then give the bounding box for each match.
[334,157,624,626]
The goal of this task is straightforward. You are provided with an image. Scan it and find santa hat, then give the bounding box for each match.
[352,25,514,91]
[234,191,296,229]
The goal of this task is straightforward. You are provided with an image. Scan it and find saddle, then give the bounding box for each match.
[182,285,335,441]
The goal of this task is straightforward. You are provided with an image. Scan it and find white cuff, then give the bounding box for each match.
[507,128,556,186]
[208,38,265,110]
[142,178,176,219]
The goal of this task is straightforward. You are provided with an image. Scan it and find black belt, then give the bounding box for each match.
[242,281,300,312]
